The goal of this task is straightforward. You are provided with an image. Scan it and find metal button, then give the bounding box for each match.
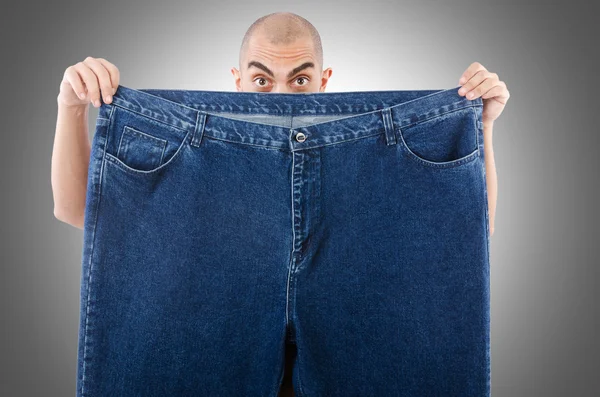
[295,132,307,142]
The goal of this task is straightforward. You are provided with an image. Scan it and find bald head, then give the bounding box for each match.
[239,12,323,70]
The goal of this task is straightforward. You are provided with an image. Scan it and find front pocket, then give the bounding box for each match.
[105,106,191,174]
[117,126,167,171]
[398,106,479,169]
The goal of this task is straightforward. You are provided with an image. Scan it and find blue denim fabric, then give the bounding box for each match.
[77,84,490,396]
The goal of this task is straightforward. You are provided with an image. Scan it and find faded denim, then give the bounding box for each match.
[77,84,491,396]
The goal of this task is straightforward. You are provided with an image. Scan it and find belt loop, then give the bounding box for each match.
[382,107,397,146]
[191,112,206,148]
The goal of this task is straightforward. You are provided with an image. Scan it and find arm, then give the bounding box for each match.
[51,56,120,229]
[457,62,509,239]
[51,101,90,229]
[483,121,497,237]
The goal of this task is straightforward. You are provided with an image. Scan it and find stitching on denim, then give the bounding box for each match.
[104,128,192,176]
[118,88,209,113]
[302,132,383,150]
[203,111,294,128]
[158,143,166,165]
[208,102,473,130]
[191,112,207,147]
[210,131,290,148]
[385,87,470,109]
[398,104,479,130]
[112,86,480,133]
[117,126,168,163]
[397,122,479,169]
[408,147,479,169]
[80,104,113,396]
[123,126,168,145]
[285,147,295,331]
[112,103,189,132]
[289,108,384,128]
[128,86,478,114]
[290,145,306,395]
[381,107,396,145]
[472,106,480,150]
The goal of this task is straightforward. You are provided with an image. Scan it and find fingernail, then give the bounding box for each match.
[79,92,86,99]
[459,78,466,84]
[105,95,111,103]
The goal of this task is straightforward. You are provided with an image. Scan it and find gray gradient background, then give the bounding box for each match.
[1,0,598,396]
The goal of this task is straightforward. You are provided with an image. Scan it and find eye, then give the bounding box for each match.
[253,77,270,88]
[294,76,309,86]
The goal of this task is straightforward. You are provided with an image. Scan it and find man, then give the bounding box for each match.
[52,11,509,397]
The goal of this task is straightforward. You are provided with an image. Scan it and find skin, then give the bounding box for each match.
[231,32,332,93]
[457,61,510,237]
[52,56,120,229]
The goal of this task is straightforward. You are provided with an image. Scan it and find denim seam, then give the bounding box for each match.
[103,129,192,176]
[113,96,479,133]
[80,105,113,396]
[397,125,480,169]
[397,103,481,130]
[111,102,190,132]
[221,102,479,131]
[405,147,479,169]
[285,140,296,331]
[206,133,288,149]
[203,111,294,128]
[301,131,383,150]
[116,126,168,163]
[290,150,306,396]
[472,106,480,151]
[205,130,385,151]
[292,276,306,397]
[292,108,384,128]
[395,105,482,169]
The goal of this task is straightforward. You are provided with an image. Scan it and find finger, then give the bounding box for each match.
[83,57,114,104]
[96,58,120,94]
[466,77,497,100]
[482,84,510,103]
[459,70,493,97]
[63,66,87,100]
[73,61,101,107]
[458,62,486,85]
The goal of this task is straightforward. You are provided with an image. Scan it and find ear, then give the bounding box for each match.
[319,67,333,92]
[231,67,242,92]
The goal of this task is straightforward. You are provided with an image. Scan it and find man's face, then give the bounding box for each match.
[232,33,332,93]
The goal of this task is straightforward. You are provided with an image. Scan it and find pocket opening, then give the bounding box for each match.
[104,106,192,175]
[397,106,480,169]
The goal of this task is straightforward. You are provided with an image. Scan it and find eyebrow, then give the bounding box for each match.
[247,61,315,79]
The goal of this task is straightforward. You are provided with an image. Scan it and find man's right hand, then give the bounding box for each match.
[52,57,120,229]
[57,56,120,108]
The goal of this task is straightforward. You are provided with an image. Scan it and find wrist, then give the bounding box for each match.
[57,98,89,115]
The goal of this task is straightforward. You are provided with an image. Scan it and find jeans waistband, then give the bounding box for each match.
[100,85,483,151]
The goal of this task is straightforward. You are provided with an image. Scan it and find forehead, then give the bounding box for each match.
[244,34,316,60]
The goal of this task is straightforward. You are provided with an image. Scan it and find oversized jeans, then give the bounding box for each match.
[76,84,491,396]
